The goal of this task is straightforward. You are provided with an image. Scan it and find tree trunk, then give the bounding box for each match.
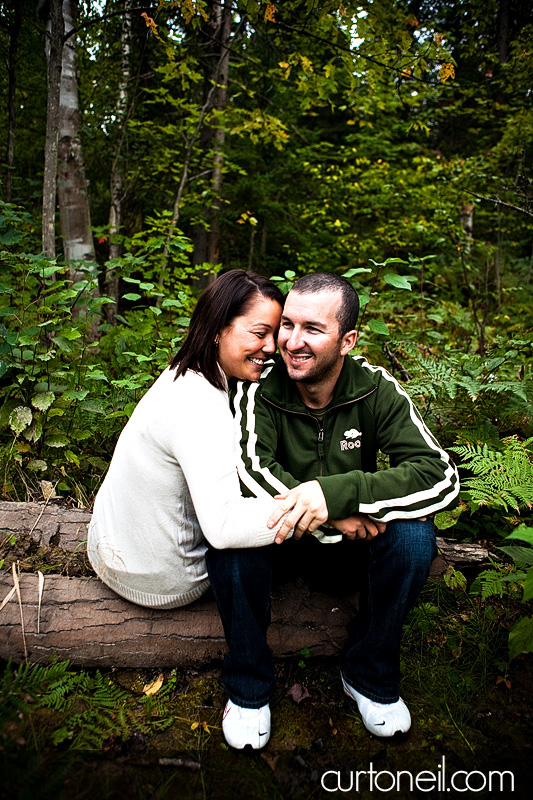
[207,0,232,267]
[497,0,509,64]
[0,501,494,668]
[5,2,22,203]
[105,0,133,324]
[57,0,95,272]
[41,0,64,259]
[460,202,474,254]
[192,0,234,285]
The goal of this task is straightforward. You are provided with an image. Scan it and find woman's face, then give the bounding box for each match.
[218,295,282,381]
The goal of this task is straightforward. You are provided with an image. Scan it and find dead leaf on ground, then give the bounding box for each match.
[143,673,164,695]
[286,683,311,703]
[261,752,280,771]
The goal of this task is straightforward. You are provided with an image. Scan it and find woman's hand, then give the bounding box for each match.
[267,480,328,544]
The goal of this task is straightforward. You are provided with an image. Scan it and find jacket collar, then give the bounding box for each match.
[260,355,376,412]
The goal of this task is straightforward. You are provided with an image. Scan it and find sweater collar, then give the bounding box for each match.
[260,355,376,412]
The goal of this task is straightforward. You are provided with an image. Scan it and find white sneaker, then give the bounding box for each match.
[342,675,411,737]
[222,699,271,749]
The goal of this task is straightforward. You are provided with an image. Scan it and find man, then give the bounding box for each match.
[206,273,459,749]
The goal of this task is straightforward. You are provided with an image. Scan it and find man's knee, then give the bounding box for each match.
[378,518,437,570]
[206,546,273,587]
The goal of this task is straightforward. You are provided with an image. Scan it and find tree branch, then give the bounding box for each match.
[467,191,533,218]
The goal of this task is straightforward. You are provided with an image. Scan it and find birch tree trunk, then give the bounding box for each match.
[57,0,95,277]
[105,0,132,324]
[41,0,64,259]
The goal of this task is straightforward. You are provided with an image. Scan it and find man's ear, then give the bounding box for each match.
[340,330,357,356]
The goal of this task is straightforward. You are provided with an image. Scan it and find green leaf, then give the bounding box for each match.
[70,428,92,441]
[342,268,373,278]
[86,456,109,471]
[44,434,69,448]
[29,265,59,278]
[80,399,107,414]
[434,506,463,530]
[0,228,22,245]
[523,568,533,602]
[9,406,32,434]
[161,299,184,309]
[53,336,75,353]
[27,459,48,472]
[123,293,141,301]
[505,524,533,547]
[367,319,390,335]
[85,369,108,382]
[61,327,83,341]
[509,615,533,661]
[149,306,162,316]
[62,389,90,402]
[31,391,56,412]
[65,450,80,466]
[23,421,43,442]
[497,545,533,566]
[383,272,412,290]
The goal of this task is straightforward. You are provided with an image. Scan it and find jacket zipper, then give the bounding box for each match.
[263,387,377,477]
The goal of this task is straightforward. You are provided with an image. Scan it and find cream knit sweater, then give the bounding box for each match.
[87,367,282,609]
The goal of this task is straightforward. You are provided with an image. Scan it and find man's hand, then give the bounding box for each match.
[267,480,328,544]
[330,514,386,540]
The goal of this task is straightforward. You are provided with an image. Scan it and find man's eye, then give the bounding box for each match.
[281,321,292,328]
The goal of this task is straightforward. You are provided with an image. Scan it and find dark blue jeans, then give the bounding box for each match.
[206,519,437,708]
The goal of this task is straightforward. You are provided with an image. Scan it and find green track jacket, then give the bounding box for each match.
[234,355,460,527]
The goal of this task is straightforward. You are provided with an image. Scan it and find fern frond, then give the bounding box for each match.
[452,436,533,512]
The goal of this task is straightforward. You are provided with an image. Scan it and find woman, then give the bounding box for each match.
[87,270,295,609]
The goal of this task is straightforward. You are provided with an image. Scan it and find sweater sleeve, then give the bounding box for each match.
[316,365,460,521]
[168,375,286,549]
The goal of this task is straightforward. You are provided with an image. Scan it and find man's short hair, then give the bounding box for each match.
[290,273,359,337]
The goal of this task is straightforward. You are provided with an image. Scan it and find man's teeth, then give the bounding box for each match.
[249,358,264,365]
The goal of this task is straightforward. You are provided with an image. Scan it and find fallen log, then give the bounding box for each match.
[0,501,493,667]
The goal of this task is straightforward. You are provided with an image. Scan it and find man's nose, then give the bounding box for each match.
[287,327,304,350]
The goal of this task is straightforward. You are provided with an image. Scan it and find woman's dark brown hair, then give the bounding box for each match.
[170,270,284,390]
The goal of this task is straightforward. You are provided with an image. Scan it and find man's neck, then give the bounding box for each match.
[295,371,341,410]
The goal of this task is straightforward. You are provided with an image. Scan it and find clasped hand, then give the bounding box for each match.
[267,480,328,544]
[267,483,393,544]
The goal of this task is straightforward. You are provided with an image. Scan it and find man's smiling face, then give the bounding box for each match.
[278,289,349,385]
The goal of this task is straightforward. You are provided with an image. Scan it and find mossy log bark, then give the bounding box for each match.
[0,501,491,668]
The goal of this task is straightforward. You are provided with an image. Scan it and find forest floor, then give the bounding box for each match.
[1,529,532,799]
[1,620,532,799]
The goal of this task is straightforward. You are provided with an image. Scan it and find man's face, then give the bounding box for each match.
[278,289,351,385]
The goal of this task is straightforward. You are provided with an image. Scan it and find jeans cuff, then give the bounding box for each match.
[341,671,400,704]
[226,691,273,709]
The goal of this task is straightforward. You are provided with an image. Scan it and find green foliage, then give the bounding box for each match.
[0,660,175,751]
[451,436,533,513]
[0,202,196,503]
[470,524,533,662]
